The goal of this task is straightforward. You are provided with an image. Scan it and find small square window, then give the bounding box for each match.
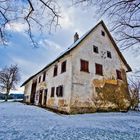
[93,45,98,53]
[80,59,89,72]
[116,70,122,80]
[107,51,112,58]
[95,63,103,76]
[101,30,105,36]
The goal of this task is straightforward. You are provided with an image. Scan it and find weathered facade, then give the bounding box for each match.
[21,21,132,114]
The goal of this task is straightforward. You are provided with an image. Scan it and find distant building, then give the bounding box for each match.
[0,93,24,100]
[21,21,132,114]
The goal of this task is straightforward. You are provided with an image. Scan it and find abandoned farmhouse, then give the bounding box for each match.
[21,21,132,114]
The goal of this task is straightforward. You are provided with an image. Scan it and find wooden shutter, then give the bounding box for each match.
[80,59,89,72]
[95,63,103,75]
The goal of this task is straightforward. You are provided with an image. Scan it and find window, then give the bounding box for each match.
[101,30,105,36]
[51,87,55,97]
[56,85,63,97]
[43,71,46,81]
[38,76,41,83]
[80,59,89,72]
[53,65,58,77]
[61,61,66,73]
[93,45,98,53]
[116,70,122,80]
[95,63,103,75]
[107,51,112,58]
[45,89,48,95]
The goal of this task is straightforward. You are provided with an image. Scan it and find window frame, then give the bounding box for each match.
[56,85,63,97]
[116,70,122,80]
[101,30,105,36]
[107,51,112,58]
[61,61,67,73]
[38,76,41,83]
[51,87,55,97]
[53,65,58,77]
[95,63,103,76]
[43,71,46,81]
[93,45,99,53]
[80,59,89,73]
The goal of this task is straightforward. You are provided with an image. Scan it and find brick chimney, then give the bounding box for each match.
[74,32,79,43]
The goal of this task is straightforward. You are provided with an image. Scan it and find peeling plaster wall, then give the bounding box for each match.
[70,24,129,113]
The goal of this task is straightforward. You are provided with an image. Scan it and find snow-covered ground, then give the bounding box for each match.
[0,102,140,140]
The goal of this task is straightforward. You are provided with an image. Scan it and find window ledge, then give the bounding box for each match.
[80,70,90,73]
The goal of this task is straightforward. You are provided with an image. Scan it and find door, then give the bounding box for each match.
[43,89,48,106]
[30,80,37,104]
[39,90,43,105]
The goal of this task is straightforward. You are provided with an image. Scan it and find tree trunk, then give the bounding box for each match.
[5,92,9,102]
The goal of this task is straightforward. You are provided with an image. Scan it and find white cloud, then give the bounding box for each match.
[6,22,27,32]
[39,39,63,51]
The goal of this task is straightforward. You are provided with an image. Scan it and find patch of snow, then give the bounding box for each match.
[0,102,140,140]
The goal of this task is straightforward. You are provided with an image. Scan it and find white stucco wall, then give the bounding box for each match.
[23,23,130,113]
[29,54,73,112]
[70,24,128,108]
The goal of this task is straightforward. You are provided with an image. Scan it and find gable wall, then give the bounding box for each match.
[70,24,128,113]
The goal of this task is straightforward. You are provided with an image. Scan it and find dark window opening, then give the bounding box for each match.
[101,30,105,36]
[95,63,103,75]
[38,76,41,83]
[61,61,66,73]
[56,85,63,97]
[107,51,112,58]
[43,71,46,81]
[80,59,89,72]
[51,87,55,97]
[45,89,48,95]
[116,70,122,80]
[53,65,58,77]
[93,45,98,53]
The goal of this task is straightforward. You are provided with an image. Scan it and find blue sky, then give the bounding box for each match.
[0,2,139,93]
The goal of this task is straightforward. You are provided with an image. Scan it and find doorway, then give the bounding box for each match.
[30,80,37,104]
[39,90,43,105]
[43,89,48,106]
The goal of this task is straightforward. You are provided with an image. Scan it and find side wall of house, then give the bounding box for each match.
[24,80,32,103]
[24,54,72,112]
[70,24,130,113]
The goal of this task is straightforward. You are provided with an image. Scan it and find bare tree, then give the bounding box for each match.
[0,0,60,47]
[128,76,140,110]
[0,65,20,101]
[72,0,140,50]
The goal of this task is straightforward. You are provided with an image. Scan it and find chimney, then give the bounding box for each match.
[74,32,79,43]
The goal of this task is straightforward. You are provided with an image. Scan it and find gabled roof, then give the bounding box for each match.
[21,20,132,87]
